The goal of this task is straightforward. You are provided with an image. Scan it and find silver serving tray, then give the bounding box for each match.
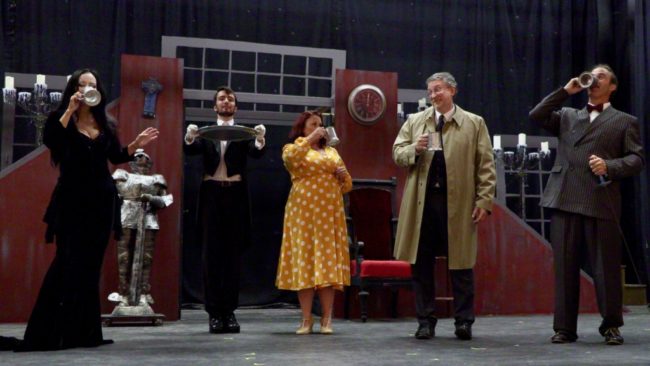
[197,125,257,141]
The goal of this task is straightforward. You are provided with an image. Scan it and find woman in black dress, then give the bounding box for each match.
[6,68,159,352]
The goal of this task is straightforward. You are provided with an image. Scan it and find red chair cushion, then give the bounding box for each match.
[351,260,412,278]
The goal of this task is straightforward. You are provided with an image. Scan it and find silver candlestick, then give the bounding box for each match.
[3,75,63,146]
[494,141,551,220]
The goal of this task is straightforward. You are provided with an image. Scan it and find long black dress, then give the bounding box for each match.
[16,111,132,351]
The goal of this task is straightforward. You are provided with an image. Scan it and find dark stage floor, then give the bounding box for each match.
[1,307,649,365]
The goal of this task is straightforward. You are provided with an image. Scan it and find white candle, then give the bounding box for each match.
[418,98,426,109]
[4,76,14,89]
[36,74,46,85]
[518,133,526,146]
[541,141,549,152]
[66,75,71,82]
[493,135,501,150]
[397,103,402,114]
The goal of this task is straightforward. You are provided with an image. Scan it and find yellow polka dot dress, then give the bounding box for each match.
[276,137,352,291]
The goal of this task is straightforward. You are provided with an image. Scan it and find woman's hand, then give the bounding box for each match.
[135,127,159,148]
[58,92,84,127]
[334,166,348,183]
[306,127,327,145]
[67,92,83,114]
[128,127,159,154]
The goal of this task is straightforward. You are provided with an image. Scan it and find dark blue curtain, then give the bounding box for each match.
[1,0,647,304]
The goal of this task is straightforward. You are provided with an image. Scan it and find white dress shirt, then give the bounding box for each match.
[204,119,265,182]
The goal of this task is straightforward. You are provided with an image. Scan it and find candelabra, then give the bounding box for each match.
[3,75,63,146]
[493,134,551,220]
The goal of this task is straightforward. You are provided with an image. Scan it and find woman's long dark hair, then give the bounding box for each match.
[49,68,116,165]
[54,68,115,133]
[287,110,325,148]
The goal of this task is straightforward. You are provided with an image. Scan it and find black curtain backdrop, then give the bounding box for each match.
[634,0,650,301]
[1,0,648,305]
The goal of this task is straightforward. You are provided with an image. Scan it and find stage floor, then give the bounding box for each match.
[1,307,649,365]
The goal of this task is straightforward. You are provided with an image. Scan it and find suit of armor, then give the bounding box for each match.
[113,149,172,307]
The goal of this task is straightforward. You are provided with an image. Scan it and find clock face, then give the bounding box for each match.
[347,84,386,125]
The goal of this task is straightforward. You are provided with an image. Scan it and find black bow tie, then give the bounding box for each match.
[586,104,603,113]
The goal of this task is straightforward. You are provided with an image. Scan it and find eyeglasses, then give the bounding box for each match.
[426,86,450,97]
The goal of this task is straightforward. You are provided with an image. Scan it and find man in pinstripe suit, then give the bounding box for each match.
[529,64,644,345]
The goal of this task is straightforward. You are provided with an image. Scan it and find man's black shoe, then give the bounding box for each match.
[454,322,472,340]
[602,328,623,345]
[415,323,433,339]
[209,317,226,334]
[550,331,577,344]
[224,313,240,333]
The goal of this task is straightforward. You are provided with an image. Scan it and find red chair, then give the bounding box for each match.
[344,186,412,322]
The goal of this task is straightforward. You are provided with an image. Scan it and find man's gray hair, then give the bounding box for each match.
[426,72,458,88]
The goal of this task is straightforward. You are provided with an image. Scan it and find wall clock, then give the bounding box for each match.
[347,84,386,125]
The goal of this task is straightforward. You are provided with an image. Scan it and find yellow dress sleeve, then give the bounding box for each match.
[331,148,353,194]
[282,137,311,175]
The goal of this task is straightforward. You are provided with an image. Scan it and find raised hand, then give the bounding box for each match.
[64,92,84,116]
[254,124,266,137]
[186,124,199,139]
[307,127,327,145]
[134,127,159,149]
[254,124,266,143]
[563,77,583,95]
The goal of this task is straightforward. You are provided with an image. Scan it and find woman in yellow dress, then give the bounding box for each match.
[276,111,352,334]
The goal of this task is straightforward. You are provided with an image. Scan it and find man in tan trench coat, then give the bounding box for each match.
[393,72,496,340]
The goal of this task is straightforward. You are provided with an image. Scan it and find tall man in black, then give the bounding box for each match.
[529,65,644,345]
[184,86,266,333]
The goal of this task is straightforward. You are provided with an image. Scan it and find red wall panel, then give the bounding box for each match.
[0,55,184,322]
[100,54,184,320]
[474,202,598,315]
[0,148,57,322]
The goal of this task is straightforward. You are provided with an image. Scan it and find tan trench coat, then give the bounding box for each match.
[392,105,496,269]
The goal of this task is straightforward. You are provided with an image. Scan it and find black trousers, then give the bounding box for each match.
[550,210,623,336]
[199,181,249,318]
[412,189,475,326]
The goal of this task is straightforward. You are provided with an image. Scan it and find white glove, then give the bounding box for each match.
[254,124,266,138]
[185,124,199,143]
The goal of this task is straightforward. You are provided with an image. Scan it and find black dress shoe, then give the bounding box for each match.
[602,328,624,345]
[454,322,472,340]
[415,323,433,340]
[209,317,226,334]
[224,313,240,333]
[550,331,577,344]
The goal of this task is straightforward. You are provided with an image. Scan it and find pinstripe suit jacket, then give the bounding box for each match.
[529,88,644,220]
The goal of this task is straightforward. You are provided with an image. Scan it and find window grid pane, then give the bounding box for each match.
[177,42,339,109]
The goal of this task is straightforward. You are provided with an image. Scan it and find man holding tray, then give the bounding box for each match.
[184,86,266,334]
